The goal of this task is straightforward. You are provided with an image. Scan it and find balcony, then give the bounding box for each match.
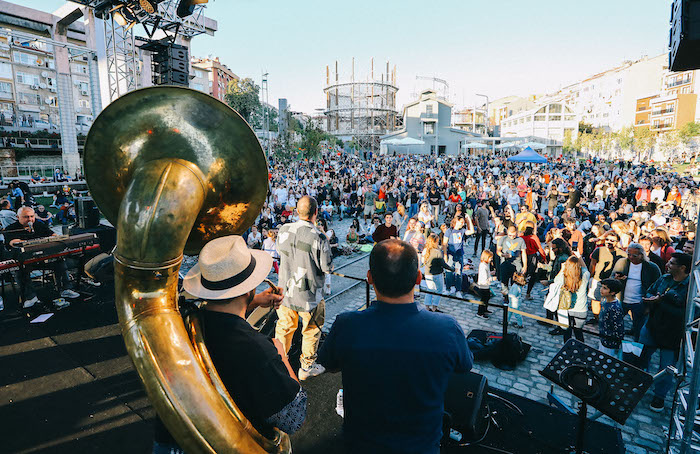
[666,78,692,88]
[651,108,675,115]
[651,123,673,130]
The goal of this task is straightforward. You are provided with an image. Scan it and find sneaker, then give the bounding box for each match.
[511,322,524,328]
[549,327,565,336]
[298,363,326,381]
[60,289,80,299]
[477,313,489,319]
[53,298,70,309]
[449,286,456,294]
[650,396,665,413]
[23,296,39,309]
[433,307,443,313]
[455,291,463,299]
[83,277,101,287]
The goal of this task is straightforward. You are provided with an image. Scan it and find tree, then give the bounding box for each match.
[298,123,326,159]
[579,121,594,134]
[616,126,634,152]
[633,127,656,160]
[224,78,261,126]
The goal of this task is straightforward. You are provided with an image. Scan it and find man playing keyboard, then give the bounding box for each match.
[4,206,79,309]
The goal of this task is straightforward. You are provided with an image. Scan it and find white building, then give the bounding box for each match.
[500,101,578,155]
[557,54,666,132]
[380,89,481,156]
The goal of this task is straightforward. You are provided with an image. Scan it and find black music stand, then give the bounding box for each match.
[540,339,653,454]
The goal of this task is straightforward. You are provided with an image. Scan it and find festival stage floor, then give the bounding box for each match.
[0,288,623,454]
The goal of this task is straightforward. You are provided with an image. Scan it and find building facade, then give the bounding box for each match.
[380,89,480,156]
[191,57,238,102]
[500,101,578,155]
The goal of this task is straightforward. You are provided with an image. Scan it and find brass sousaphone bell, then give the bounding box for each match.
[84,86,289,453]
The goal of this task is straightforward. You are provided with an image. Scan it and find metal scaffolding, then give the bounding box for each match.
[670,214,700,453]
[324,58,399,152]
[103,14,138,101]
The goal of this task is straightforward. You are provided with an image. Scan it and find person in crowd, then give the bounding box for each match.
[422,233,454,312]
[275,196,333,381]
[443,215,467,298]
[650,228,676,265]
[587,231,627,325]
[597,278,625,358]
[507,271,526,328]
[496,225,527,295]
[521,223,546,300]
[408,221,427,254]
[641,252,691,412]
[640,235,666,271]
[547,256,590,341]
[262,229,280,274]
[469,249,495,319]
[246,225,263,249]
[318,239,472,453]
[473,200,490,256]
[417,202,434,228]
[612,243,662,341]
[372,213,398,243]
[154,235,305,453]
[0,199,17,229]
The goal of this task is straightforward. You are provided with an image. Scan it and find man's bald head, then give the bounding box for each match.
[297,196,318,221]
[369,239,419,298]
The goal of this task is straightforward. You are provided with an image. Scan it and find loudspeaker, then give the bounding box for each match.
[443,371,489,442]
[76,197,100,229]
[670,0,700,71]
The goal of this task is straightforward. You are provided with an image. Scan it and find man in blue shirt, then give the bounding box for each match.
[318,239,473,454]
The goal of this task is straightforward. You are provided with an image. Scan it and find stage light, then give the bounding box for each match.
[176,0,208,18]
[139,0,159,13]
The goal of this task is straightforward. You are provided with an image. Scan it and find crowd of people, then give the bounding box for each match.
[249,150,697,415]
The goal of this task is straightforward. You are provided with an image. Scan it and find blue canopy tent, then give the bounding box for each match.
[507,146,548,163]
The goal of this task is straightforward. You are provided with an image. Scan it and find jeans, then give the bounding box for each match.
[507,292,523,326]
[408,204,419,219]
[639,323,679,399]
[424,274,444,307]
[621,302,647,341]
[445,248,464,291]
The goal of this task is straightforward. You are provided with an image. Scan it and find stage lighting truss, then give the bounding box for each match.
[71,0,208,39]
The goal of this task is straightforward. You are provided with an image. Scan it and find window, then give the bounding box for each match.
[16,71,40,86]
[17,92,40,105]
[549,104,562,114]
[195,70,203,78]
[426,104,433,115]
[78,81,89,92]
[78,99,89,108]
[192,83,204,91]
[424,122,435,135]
[0,81,11,94]
[550,115,562,121]
[71,64,88,74]
[13,51,38,66]
[0,62,10,79]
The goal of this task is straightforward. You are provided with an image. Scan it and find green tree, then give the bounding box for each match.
[633,127,656,159]
[579,121,594,134]
[616,126,634,151]
[224,78,261,126]
[298,123,326,159]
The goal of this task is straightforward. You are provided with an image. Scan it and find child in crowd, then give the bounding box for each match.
[598,278,625,358]
[470,250,495,319]
[508,272,526,328]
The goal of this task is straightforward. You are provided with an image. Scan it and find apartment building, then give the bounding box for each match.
[500,101,578,155]
[557,54,666,132]
[452,107,487,135]
[191,57,238,102]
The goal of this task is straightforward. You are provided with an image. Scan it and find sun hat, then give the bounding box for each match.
[183,235,272,300]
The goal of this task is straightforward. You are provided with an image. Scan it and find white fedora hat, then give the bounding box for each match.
[183,235,272,300]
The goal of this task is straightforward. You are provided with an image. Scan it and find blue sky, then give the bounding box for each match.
[15,0,671,113]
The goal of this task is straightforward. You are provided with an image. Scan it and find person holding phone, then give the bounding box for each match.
[639,252,691,413]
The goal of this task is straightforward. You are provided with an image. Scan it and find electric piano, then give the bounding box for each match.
[14,233,100,265]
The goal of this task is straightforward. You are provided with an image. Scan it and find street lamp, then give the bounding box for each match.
[476,93,491,154]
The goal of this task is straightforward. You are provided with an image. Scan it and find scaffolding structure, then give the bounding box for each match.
[324,59,399,151]
[669,213,700,453]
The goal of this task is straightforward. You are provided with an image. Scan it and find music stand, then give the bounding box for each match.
[540,339,653,454]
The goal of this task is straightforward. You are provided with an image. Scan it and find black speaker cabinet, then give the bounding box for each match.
[76,197,100,229]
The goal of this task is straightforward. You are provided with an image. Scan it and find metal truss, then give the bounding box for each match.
[103,14,138,101]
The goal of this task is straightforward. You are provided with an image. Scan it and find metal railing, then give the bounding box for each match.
[1,137,86,150]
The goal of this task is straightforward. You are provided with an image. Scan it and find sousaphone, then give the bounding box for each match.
[84,86,289,453]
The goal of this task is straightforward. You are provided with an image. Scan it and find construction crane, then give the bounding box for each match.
[415,75,449,100]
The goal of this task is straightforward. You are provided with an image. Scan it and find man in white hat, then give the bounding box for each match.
[154,235,307,453]
[276,195,333,380]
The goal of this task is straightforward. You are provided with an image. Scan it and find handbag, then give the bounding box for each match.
[558,289,573,311]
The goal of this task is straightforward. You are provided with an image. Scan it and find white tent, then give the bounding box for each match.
[519,141,547,150]
[496,143,519,149]
[396,137,425,145]
[462,142,489,149]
